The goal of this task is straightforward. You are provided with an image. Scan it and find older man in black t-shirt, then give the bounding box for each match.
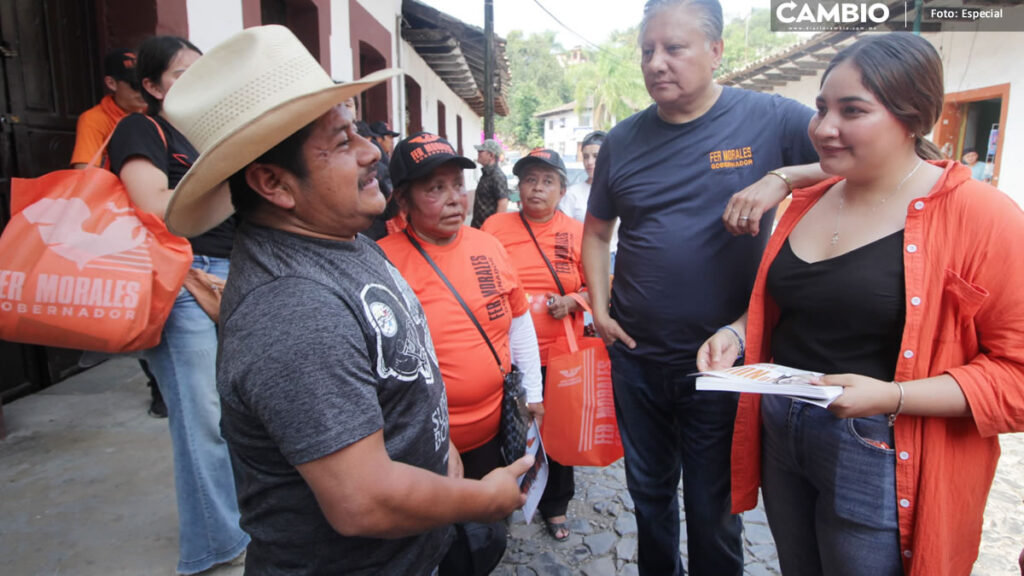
[582,2,821,574]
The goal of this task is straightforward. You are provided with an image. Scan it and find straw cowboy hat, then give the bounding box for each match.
[163,25,399,237]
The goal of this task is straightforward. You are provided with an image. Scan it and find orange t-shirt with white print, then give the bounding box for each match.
[70,95,130,167]
[378,226,529,452]
[481,211,585,365]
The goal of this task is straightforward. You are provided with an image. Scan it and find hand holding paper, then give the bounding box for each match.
[695,363,843,408]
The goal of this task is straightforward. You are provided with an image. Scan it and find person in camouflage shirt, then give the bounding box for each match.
[471,139,509,228]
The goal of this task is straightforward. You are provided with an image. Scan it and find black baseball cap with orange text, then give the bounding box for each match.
[390,132,475,189]
[104,49,138,84]
[513,147,566,178]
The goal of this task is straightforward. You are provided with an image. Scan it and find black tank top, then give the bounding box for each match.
[766,231,906,381]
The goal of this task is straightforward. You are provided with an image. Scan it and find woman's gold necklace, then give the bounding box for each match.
[831,159,924,247]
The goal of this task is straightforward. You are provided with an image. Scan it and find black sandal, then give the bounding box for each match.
[544,518,570,541]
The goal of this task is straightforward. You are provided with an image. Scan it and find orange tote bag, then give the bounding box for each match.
[0,138,192,352]
[542,313,624,467]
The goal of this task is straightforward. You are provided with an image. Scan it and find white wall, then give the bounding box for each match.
[329,0,354,80]
[400,42,483,148]
[186,0,244,52]
[541,111,582,157]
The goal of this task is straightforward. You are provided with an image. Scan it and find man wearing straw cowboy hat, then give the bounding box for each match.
[163,26,532,574]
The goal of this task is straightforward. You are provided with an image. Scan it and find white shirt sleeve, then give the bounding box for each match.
[560,182,590,222]
[509,312,544,403]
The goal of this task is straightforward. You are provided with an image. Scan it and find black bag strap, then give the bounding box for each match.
[518,211,565,296]
[404,229,506,376]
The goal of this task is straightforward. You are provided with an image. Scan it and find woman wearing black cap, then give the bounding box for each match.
[482,148,590,541]
[378,132,544,480]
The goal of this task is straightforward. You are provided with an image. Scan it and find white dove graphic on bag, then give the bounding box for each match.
[22,198,146,270]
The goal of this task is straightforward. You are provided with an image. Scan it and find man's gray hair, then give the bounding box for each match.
[641,0,723,44]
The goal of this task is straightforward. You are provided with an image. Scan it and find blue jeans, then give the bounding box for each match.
[761,395,902,576]
[145,255,249,574]
[607,344,743,576]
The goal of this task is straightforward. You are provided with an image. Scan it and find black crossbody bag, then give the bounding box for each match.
[519,211,566,296]
[404,229,528,465]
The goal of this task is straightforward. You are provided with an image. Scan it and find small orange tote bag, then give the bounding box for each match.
[542,300,624,467]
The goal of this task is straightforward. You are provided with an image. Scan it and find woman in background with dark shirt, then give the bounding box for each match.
[108,36,248,575]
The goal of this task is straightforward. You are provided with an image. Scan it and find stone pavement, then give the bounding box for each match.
[0,357,1021,575]
[496,441,1024,576]
[495,461,782,576]
[0,357,243,576]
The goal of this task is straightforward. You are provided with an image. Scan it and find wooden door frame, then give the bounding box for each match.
[935,83,1010,187]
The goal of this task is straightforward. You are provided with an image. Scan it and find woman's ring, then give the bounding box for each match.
[739,216,749,221]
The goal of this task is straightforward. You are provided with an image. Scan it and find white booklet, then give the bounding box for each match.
[517,419,548,524]
[695,363,843,408]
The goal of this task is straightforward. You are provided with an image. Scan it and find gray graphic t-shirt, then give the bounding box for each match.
[218,222,451,575]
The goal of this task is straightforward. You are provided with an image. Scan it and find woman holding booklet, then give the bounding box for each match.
[482,148,588,541]
[697,33,1024,576]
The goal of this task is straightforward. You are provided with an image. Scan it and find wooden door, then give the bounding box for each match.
[0,0,101,399]
[939,84,1010,188]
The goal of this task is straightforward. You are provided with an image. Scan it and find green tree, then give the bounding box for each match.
[496,30,571,148]
[504,90,542,147]
[718,8,799,77]
[496,10,796,145]
[566,28,649,131]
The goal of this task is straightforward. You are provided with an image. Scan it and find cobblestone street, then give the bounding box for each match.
[497,435,1024,576]
[494,459,783,576]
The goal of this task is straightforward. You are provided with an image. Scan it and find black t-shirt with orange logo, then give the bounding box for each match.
[588,88,817,364]
[109,113,235,257]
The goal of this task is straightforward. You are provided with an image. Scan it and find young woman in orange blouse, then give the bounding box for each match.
[698,33,1024,576]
